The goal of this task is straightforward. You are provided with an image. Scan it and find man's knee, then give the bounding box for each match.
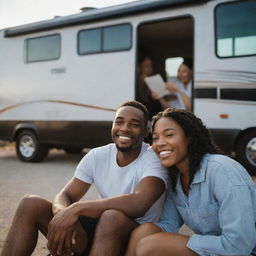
[18,194,47,210]
[17,195,42,212]
[98,209,133,234]
[100,209,128,226]
[16,195,52,220]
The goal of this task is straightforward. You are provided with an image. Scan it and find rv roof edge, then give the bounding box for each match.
[4,0,208,37]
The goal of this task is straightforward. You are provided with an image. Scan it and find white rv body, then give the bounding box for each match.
[0,0,255,173]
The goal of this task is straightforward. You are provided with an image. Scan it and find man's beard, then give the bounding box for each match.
[115,144,134,152]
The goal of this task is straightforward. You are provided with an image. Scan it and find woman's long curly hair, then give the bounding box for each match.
[152,108,223,192]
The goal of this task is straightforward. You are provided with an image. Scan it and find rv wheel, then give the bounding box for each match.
[15,130,48,162]
[235,130,256,176]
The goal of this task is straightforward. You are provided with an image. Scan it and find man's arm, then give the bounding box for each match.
[52,177,91,215]
[61,176,165,221]
[47,177,91,256]
[49,176,165,230]
[48,176,165,256]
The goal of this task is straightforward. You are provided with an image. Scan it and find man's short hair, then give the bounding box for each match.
[117,100,149,125]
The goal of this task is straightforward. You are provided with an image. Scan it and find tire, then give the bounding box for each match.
[235,130,256,176]
[15,130,48,162]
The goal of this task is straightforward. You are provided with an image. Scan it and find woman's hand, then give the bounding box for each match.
[165,82,179,93]
[151,90,160,100]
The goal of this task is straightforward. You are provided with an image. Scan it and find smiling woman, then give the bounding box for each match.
[125,108,256,256]
[151,108,222,192]
[152,117,190,177]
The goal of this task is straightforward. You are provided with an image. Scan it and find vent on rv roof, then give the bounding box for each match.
[80,7,97,12]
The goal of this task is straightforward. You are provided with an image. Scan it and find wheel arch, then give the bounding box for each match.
[234,127,256,151]
[233,127,256,175]
[13,123,40,141]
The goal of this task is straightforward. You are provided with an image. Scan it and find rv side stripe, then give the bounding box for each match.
[195,88,256,101]
[221,88,256,101]
[0,100,116,114]
[194,88,217,99]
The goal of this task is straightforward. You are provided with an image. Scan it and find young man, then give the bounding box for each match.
[1,101,168,256]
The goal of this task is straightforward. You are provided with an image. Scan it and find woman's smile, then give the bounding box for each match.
[152,117,189,172]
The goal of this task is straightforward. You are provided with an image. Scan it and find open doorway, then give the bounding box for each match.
[136,16,194,119]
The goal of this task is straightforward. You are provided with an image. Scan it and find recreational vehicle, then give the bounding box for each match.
[0,0,255,174]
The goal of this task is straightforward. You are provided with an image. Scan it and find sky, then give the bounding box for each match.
[0,0,139,29]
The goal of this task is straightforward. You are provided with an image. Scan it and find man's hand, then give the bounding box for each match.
[47,206,79,256]
[62,222,88,256]
[48,178,91,255]
[69,222,88,254]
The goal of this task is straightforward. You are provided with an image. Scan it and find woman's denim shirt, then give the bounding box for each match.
[157,154,256,256]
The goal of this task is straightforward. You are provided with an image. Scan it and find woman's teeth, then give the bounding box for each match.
[160,150,173,156]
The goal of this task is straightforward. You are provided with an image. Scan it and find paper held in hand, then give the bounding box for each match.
[144,74,169,98]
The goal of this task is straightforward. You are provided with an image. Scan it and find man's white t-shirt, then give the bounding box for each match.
[75,142,169,224]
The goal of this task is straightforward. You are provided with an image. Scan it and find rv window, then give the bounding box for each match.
[25,34,60,62]
[78,24,132,55]
[78,28,101,54]
[103,24,132,52]
[215,0,256,58]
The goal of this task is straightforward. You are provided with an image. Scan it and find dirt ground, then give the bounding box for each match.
[0,144,97,255]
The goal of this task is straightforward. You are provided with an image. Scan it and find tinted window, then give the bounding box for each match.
[25,34,60,62]
[78,28,101,54]
[216,0,256,57]
[103,24,132,51]
[78,24,132,55]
